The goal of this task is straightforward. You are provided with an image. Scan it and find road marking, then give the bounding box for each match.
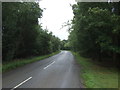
[44,61,55,69]
[11,77,32,90]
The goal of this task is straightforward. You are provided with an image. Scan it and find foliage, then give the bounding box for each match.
[72,52,118,88]
[2,2,61,61]
[60,40,71,50]
[2,51,61,72]
[69,2,120,64]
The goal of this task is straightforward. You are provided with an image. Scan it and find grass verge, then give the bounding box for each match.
[2,51,61,72]
[72,52,118,88]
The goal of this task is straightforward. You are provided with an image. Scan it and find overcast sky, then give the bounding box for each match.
[38,0,76,40]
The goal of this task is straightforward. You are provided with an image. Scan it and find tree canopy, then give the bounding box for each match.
[69,2,120,65]
[2,2,61,61]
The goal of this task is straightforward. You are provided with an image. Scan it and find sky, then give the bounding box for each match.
[38,0,76,40]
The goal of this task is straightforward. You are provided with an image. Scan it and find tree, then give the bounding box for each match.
[69,2,120,65]
[2,2,61,61]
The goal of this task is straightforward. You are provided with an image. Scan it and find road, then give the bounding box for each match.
[3,51,84,89]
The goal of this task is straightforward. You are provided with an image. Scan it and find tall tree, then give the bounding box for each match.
[69,2,120,64]
[2,2,61,61]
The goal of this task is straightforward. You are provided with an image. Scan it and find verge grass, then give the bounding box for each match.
[72,52,118,88]
[2,51,61,72]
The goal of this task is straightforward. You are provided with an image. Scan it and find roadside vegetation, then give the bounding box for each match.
[72,52,118,88]
[2,2,61,69]
[66,2,119,88]
[68,2,120,65]
[2,2,120,88]
[2,51,60,72]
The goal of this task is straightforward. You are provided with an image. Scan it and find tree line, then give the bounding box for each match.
[69,2,120,65]
[2,2,61,61]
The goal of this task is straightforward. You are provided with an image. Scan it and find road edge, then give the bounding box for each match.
[2,51,61,72]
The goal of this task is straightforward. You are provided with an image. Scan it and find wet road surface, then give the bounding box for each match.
[3,51,84,89]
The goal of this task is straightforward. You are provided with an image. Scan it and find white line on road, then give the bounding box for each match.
[44,61,55,69]
[11,77,32,90]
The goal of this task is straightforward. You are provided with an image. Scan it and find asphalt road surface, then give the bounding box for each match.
[3,51,84,89]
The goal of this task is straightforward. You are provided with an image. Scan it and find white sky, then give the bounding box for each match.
[38,0,76,40]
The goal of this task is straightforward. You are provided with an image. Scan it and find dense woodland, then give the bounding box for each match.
[2,2,120,67]
[68,2,120,66]
[2,2,61,61]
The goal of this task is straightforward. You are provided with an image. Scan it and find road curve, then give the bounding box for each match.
[3,51,84,88]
